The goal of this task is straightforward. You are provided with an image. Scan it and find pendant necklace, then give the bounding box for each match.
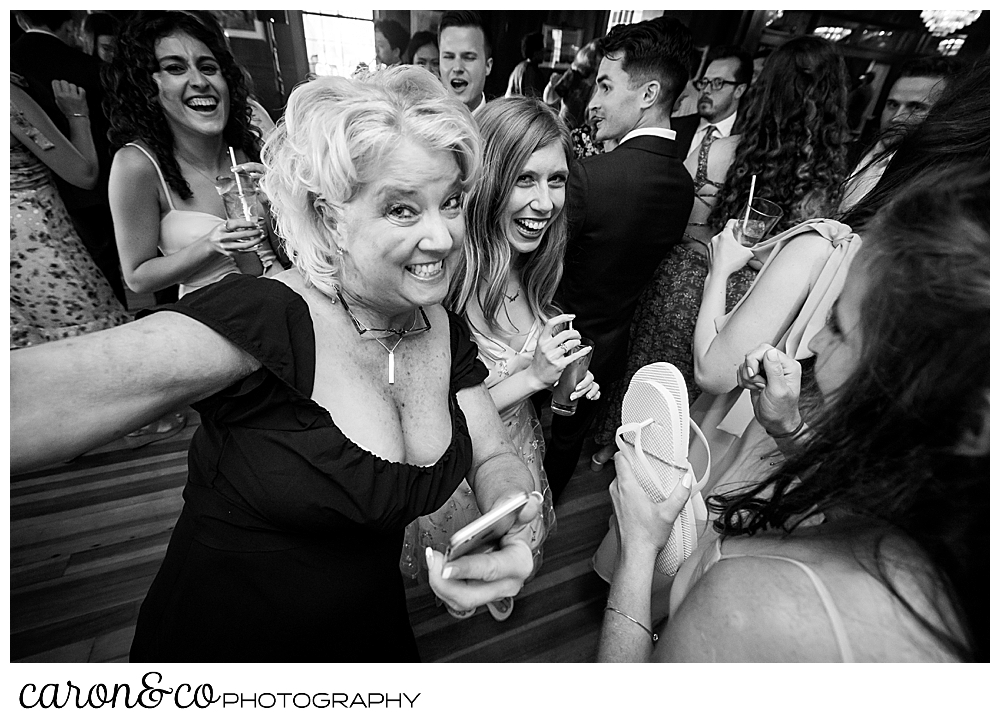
[335,289,431,384]
[178,150,227,187]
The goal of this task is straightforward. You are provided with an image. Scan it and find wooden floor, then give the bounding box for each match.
[10,410,616,663]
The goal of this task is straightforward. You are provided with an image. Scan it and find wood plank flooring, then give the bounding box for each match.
[10,411,616,663]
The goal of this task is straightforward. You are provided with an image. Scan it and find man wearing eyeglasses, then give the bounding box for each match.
[673,46,752,160]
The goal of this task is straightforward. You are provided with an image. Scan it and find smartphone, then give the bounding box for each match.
[444,492,531,562]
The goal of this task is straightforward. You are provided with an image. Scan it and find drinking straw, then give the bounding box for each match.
[743,174,757,231]
[228,146,253,221]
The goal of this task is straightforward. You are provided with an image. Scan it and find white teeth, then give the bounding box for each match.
[407,260,443,278]
[515,218,548,234]
[186,98,218,110]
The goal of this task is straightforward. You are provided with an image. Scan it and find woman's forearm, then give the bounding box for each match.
[693,267,732,391]
[65,115,99,188]
[485,368,547,416]
[597,548,659,662]
[121,234,218,293]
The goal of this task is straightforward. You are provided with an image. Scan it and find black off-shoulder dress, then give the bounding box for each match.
[129,275,487,662]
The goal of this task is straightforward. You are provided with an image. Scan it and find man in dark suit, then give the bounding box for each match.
[12,10,126,305]
[544,17,695,498]
[670,45,752,160]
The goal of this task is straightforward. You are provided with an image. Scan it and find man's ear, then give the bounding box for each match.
[734,83,748,102]
[485,57,494,77]
[639,79,661,109]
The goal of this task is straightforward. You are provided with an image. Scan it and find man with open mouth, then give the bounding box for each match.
[544,17,696,501]
[438,10,493,116]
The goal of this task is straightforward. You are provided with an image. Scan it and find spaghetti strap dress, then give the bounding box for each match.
[129,274,488,662]
[124,142,239,297]
[400,317,556,581]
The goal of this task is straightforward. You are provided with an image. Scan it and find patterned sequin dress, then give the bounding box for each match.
[400,317,557,581]
[9,87,130,348]
[593,247,755,447]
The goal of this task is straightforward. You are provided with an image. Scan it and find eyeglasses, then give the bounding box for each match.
[693,77,741,92]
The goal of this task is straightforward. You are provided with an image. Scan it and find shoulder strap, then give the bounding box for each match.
[718,548,856,662]
[125,142,175,210]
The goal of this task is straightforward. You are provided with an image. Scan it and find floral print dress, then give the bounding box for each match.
[10,82,130,349]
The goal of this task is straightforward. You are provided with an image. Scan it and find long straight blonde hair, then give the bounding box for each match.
[447,97,572,334]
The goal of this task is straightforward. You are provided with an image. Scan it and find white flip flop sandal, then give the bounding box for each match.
[616,362,711,576]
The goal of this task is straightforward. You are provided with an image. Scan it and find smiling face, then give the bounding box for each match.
[809,264,867,400]
[503,142,568,257]
[153,32,229,140]
[336,139,466,317]
[412,42,440,79]
[439,25,492,111]
[697,57,746,123]
[588,55,644,143]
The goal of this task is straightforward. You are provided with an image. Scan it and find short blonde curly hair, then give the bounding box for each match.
[260,66,482,299]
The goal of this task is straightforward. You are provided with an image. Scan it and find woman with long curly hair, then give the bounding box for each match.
[401,97,598,622]
[599,163,987,662]
[589,35,850,472]
[106,10,279,298]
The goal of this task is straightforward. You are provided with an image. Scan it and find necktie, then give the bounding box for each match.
[695,125,718,167]
[700,125,719,153]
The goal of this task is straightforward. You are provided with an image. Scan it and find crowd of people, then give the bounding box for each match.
[10,10,987,663]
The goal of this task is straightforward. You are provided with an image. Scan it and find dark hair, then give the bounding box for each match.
[103,11,260,201]
[17,11,74,30]
[710,163,988,661]
[597,16,691,111]
[448,97,572,331]
[81,12,120,57]
[405,30,437,64]
[705,45,753,86]
[709,35,849,232]
[521,31,544,60]
[439,10,492,59]
[840,57,989,229]
[374,18,409,54]
[899,55,964,81]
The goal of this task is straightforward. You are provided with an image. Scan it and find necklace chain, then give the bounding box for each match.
[177,150,228,186]
[334,289,431,384]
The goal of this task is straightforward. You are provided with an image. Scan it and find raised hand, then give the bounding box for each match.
[528,313,591,389]
[52,80,88,120]
[738,343,802,436]
[709,219,754,277]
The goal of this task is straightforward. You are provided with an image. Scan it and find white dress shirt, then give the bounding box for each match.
[685,111,738,161]
[619,126,677,145]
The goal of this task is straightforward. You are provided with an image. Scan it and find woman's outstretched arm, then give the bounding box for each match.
[11,312,259,472]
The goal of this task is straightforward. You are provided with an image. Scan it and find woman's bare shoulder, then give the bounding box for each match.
[655,527,960,662]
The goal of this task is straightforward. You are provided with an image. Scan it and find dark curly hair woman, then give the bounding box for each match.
[105,10,279,298]
[588,35,850,472]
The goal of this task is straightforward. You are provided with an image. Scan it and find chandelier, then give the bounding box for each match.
[920,10,982,37]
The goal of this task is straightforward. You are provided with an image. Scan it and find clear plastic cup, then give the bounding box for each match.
[734,198,782,247]
[215,172,271,274]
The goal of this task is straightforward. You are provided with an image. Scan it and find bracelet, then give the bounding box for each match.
[69,113,89,119]
[605,605,658,643]
[768,418,805,439]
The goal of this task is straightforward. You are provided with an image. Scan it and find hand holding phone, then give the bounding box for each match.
[444,492,531,562]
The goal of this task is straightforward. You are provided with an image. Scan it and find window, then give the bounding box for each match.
[303,9,376,78]
[607,10,636,33]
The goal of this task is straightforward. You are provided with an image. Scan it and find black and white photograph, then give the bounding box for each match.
[8,7,989,710]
